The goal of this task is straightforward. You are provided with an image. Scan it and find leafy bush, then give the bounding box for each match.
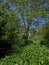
[0,11,20,57]
[0,43,49,65]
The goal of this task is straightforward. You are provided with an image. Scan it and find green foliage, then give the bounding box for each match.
[6,0,49,45]
[0,3,20,57]
[43,22,49,42]
[40,22,49,47]
[0,1,49,64]
[0,43,49,65]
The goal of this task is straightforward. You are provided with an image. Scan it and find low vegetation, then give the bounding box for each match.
[0,43,49,65]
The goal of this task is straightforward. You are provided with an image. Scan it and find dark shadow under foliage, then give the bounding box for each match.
[40,40,49,48]
[0,40,12,58]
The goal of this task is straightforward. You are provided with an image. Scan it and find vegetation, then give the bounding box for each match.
[0,43,49,65]
[0,0,49,65]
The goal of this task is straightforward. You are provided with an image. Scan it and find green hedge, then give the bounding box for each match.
[0,43,49,65]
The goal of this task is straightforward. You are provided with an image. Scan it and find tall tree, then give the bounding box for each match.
[0,0,49,44]
[7,0,49,44]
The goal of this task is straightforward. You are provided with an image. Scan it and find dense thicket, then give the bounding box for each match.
[0,0,49,58]
[0,6,20,57]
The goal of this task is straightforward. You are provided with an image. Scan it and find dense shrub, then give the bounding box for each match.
[0,11,20,57]
[0,43,49,65]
